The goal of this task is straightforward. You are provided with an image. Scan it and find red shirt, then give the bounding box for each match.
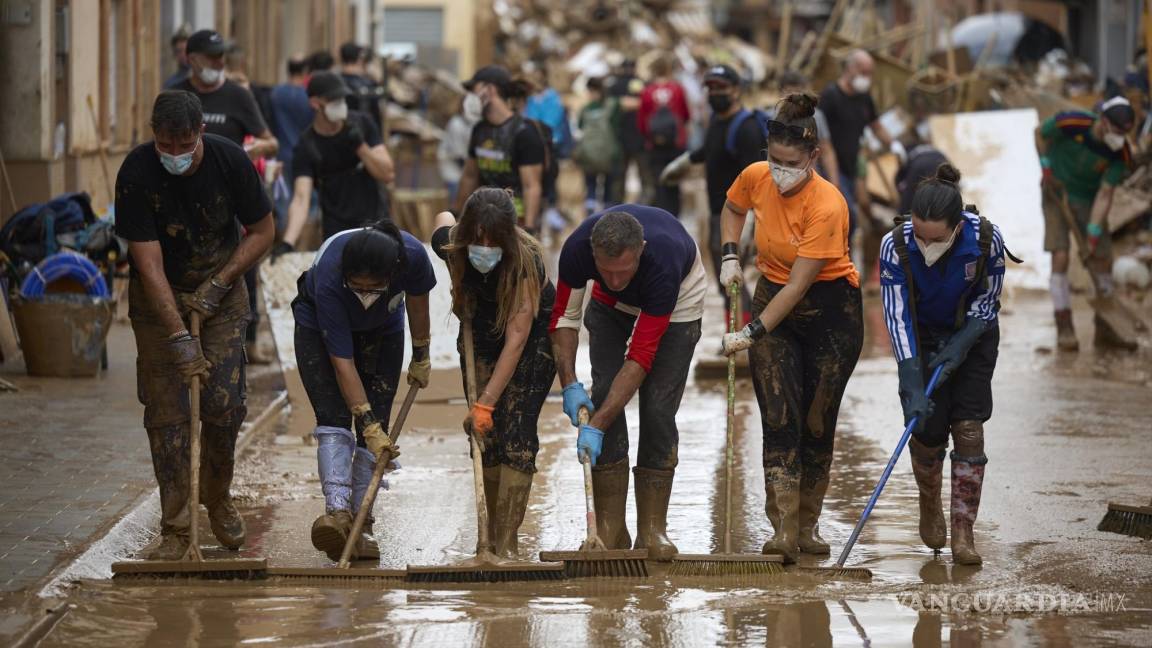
[638,81,690,150]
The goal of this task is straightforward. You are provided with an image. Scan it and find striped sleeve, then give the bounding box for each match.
[879,232,918,362]
[549,278,586,332]
[967,224,1006,322]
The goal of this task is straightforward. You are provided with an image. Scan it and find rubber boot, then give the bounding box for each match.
[351,447,381,560]
[1054,310,1079,352]
[797,477,831,555]
[761,465,800,563]
[632,467,678,561]
[909,437,948,551]
[312,426,355,560]
[482,465,500,553]
[200,411,246,550]
[493,465,534,559]
[144,424,191,557]
[949,420,987,566]
[591,459,632,550]
[1093,312,1138,351]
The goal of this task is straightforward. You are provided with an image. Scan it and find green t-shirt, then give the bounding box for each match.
[1040,113,1128,205]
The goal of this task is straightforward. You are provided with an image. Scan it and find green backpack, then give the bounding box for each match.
[573,99,621,175]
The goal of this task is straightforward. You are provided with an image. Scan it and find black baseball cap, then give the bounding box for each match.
[185,29,227,57]
[704,64,742,88]
[307,71,351,100]
[463,65,511,92]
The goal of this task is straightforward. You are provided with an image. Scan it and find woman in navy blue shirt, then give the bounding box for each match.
[292,220,436,561]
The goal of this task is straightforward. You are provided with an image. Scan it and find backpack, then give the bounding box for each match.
[515,116,559,195]
[0,192,98,269]
[573,100,620,174]
[724,109,769,157]
[647,104,682,148]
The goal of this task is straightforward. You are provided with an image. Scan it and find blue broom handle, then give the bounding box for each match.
[835,365,944,568]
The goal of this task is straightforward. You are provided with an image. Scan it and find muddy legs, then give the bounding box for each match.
[950,421,986,566]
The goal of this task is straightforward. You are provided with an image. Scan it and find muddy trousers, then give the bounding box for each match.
[130,283,250,540]
[749,277,862,556]
[295,324,403,515]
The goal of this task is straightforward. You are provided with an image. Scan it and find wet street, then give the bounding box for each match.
[10,287,1152,647]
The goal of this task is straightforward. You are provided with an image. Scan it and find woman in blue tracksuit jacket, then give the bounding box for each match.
[879,163,1006,566]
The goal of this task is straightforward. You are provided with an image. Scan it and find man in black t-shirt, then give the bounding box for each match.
[606,60,648,204]
[455,65,546,233]
[114,91,274,561]
[279,71,396,250]
[818,49,901,233]
[339,42,385,132]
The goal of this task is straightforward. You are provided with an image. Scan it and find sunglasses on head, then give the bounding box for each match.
[767,120,813,140]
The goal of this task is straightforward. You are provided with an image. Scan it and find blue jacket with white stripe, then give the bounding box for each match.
[879,213,1006,362]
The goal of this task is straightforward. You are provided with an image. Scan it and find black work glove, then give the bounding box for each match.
[928,317,991,386]
[270,241,294,264]
[897,358,934,434]
[166,330,210,380]
[183,275,232,318]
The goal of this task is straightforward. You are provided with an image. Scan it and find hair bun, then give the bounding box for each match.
[935,163,961,185]
[776,92,818,121]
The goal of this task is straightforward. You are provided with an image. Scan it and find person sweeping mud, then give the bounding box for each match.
[115,90,275,559]
[1035,96,1137,351]
[718,93,863,563]
[549,205,707,560]
[878,164,1007,566]
[429,188,557,558]
[291,221,435,560]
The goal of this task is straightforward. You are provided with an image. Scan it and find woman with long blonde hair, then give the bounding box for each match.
[430,187,557,557]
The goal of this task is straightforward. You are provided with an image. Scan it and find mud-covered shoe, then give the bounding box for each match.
[143,533,190,561]
[950,454,986,566]
[797,477,831,555]
[633,467,678,561]
[207,496,246,550]
[761,466,800,564]
[1054,310,1079,352]
[591,460,632,550]
[909,438,947,550]
[311,509,353,561]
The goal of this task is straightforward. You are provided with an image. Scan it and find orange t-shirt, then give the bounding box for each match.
[726,161,859,288]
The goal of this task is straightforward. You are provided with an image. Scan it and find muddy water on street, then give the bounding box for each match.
[41,294,1152,646]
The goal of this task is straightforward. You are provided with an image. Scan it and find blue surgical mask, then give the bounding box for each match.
[157,139,198,176]
[468,244,503,274]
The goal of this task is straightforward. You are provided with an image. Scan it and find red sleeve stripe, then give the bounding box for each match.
[591,283,618,309]
[548,279,573,333]
[626,312,672,373]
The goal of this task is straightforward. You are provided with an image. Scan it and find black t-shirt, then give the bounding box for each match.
[818,82,878,180]
[690,110,765,215]
[607,74,646,154]
[467,116,546,202]
[292,111,387,239]
[114,134,271,291]
[430,225,556,351]
[175,79,270,146]
[341,73,384,130]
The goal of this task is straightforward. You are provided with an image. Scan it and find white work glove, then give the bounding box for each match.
[722,320,766,355]
[719,242,743,289]
[659,151,693,185]
[890,140,907,164]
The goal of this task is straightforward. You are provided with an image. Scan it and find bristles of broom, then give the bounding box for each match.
[263,567,407,584]
[562,558,648,578]
[405,565,566,583]
[111,562,268,582]
[797,565,874,581]
[1097,503,1152,540]
[667,558,783,578]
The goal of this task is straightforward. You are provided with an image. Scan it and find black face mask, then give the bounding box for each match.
[708,93,734,114]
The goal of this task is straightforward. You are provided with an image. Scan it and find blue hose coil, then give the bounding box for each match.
[19,251,109,298]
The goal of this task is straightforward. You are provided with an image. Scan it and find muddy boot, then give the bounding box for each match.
[591,459,632,549]
[949,421,986,566]
[761,465,800,563]
[205,496,245,550]
[311,509,354,561]
[143,533,191,561]
[482,465,500,553]
[909,437,948,551]
[1093,313,1138,351]
[353,517,380,561]
[1054,310,1079,352]
[493,465,534,559]
[145,424,192,546]
[797,477,831,555]
[632,467,678,561]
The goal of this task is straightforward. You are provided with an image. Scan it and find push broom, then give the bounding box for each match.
[113,312,267,580]
[1098,500,1152,540]
[405,319,564,583]
[669,286,784,577]
[265,384,420,582]
[538,408,649,578]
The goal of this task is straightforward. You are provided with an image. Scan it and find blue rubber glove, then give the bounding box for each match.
[897,358,934,434]
[577,423,604,465]
[562,382,595,426]
[928,317,991,386]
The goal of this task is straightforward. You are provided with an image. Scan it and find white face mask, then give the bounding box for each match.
[916,223,962,267]
[851,74,871,94]
[770,160,810,194]
[198,66,223,86]
[1103,131,1125,151]
[355,292,381,310]
[324,99,348,123]
[463,93,484,122]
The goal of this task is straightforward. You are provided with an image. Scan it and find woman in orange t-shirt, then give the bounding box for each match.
[717,93,863,563]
